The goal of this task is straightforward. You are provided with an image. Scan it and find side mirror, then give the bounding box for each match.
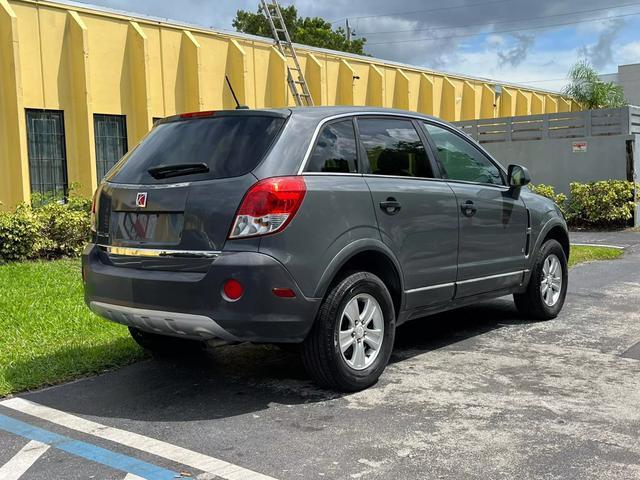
[507,164,531,188]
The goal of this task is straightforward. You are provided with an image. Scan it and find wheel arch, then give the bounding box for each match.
[314,240,404,316]
[541,223,570,261]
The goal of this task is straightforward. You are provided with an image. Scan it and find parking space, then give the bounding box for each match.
[1,236,639,480]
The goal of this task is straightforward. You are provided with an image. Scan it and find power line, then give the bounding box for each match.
[359,2,640,35]
[367,11,640,45]
[330,0,515,24]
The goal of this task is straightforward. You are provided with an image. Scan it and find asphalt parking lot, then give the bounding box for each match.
[1,234,639,480]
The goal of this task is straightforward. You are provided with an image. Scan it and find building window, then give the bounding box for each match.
[25,109,68,199]
[94,114,128,180]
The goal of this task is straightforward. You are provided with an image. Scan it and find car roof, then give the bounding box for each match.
[284,106,441,122]
[158,106,448,127]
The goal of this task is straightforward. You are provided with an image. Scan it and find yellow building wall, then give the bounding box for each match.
[0,0,577,209]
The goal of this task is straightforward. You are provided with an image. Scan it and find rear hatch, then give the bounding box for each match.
[93,110,288,267]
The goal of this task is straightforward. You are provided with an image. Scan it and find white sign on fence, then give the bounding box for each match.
[572,141,588,153]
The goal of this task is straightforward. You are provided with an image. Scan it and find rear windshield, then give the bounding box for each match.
[106,115,285,184]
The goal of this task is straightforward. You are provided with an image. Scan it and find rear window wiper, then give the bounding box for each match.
[148,162,209,179]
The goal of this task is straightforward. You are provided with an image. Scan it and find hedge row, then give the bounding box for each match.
[529,180,637,229]
[0,180,636,263]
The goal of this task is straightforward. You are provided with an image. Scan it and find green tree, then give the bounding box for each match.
[562,60,627,109]
[232,5,367,55]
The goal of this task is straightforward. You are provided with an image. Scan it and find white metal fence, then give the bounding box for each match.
[454,106,640,144]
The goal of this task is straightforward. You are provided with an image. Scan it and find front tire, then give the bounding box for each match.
[128,327,204,356]
[514,239,568,320]
[302,272,396,392]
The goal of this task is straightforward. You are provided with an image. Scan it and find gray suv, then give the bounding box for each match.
[83,107,569,391]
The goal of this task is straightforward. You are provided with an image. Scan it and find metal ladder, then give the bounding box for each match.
[260,0,314,107]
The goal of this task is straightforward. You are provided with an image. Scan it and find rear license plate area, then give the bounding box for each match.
[110,212,184,244]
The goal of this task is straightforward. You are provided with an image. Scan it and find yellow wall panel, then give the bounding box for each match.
[461,81,477,121]
[64,10,96,193]
[0,0,30,208]
[417,74,434,115]
[304,53,323,106]
[350,61,370,106]
[515,90,530,116]
[480,84,496,119]
[392,69,410,110]
[12,2,44,108]
[365,64,383,107]
[531,92,544,115]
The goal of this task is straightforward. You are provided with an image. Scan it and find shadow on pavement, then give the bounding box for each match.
[20,298,533,423]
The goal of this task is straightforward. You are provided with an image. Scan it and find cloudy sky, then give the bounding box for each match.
[73,0,640,91]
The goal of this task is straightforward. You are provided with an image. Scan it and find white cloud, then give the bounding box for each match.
[618,41,640,66]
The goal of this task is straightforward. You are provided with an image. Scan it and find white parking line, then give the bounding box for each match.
[0,440,49,480]
[0,398,278,480]
[123,474,146,480]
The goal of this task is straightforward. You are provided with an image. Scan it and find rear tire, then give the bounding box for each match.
[514,239,568,320]
[128,327,204,356]
[302,272,396,392]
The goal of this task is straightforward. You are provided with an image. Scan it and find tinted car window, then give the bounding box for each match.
[423,123,503,185]
[306,120,358,173]
[107,115,285,184]
[357,118,432,178]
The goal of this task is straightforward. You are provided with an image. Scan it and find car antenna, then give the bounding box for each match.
[225,75,249,110]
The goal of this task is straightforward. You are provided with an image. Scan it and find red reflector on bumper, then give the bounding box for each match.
[272,287,296,298]
[222,279,243,301]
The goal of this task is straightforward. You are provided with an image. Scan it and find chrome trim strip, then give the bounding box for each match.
[405,282,455,294]
[105,182,191,189]
[297,111,452,175]
[296,112,508,182]
[302,172,362,177]
[456,270,525,285]
[98,245,220,259]
[406,270,528,294]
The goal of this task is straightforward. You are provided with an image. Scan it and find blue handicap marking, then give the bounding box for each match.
[0,413,181,480]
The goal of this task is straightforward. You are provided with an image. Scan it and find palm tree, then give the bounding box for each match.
[562,60,627,109]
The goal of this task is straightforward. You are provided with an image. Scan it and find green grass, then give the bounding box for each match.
[0,245,624,397]
[0,259,146,397]
[569,245,624,267]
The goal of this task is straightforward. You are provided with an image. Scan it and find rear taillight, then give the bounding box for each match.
[228,176,306,239]
[90,189,98,233]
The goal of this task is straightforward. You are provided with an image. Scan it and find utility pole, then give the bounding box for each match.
[346,18,353,44]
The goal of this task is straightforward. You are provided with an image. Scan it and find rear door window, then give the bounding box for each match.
[357,118,433,178]
[107,115,285,184]
[306,119,358,173]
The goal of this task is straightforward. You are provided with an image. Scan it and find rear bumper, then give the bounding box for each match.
[82,244,321,343]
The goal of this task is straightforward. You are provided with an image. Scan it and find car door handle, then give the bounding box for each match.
[461,200,477,217]
[380,198,402,215]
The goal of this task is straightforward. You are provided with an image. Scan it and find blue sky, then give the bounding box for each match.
[72,0,640,91]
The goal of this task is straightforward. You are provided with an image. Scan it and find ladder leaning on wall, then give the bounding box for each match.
[260,0,314,107]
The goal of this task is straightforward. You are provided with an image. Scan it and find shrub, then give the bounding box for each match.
[0,192,92,263]
[35,195,92,258]
[566,180,636,228]
[529,184,568,214]
[0,203,43,262]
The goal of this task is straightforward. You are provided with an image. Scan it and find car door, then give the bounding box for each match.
[357,116,459,309]
[422,121,528,298]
